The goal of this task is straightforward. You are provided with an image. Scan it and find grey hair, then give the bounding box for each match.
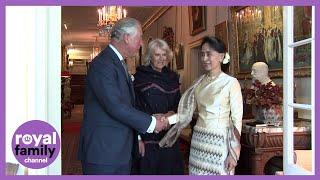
[144,39,173,66]
[110,17,141,41]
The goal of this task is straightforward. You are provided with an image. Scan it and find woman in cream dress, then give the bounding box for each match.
[159,36,243,175]
[188,37,243,175]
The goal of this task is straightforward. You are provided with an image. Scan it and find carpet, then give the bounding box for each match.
[63,122,81,134]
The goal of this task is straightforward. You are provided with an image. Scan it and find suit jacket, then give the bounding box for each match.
[77,45,151,166]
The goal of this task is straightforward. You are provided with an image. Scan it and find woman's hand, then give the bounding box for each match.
[163,111,175,130]
[226,154,237,172]
[164,111,175,117]
[138,140,145,157]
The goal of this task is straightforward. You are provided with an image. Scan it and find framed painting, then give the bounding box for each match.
[293,6,312,75]
[215,20,229,52]
[162,26,174,50]
[215,20,230,73]
[231,6,311,79]
[188,6,206,36]
[162,26,175,69]
[175,43,184,70]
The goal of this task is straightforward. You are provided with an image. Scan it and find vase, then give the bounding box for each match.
[263,106,283,126]
[253,105,283,126]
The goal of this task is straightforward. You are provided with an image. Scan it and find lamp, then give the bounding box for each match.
[97,6,127,37]
[90,37,101,61]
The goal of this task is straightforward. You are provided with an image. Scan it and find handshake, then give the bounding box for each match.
[153,111,176,133]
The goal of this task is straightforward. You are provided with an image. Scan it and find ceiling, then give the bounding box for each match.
[61,6,160,56]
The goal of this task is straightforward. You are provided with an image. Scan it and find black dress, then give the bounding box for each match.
[133,65,184,175]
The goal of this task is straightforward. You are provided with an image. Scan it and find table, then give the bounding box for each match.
[236,119,311,175]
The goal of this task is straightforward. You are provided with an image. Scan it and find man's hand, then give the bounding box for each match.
[154,114,168,133]
[138,140,145,157]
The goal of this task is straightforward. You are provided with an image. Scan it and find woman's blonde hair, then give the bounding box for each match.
[144,39,173,66]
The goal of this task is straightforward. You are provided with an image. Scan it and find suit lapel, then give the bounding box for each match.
[123,66,135,105]
[106,47,136,105]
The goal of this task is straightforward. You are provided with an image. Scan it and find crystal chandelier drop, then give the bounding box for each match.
[97,6,127,37]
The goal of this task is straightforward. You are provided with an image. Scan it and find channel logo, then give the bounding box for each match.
[11,120,60,169]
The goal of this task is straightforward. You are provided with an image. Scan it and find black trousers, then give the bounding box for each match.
[133,142,184,175]
[81,162,131,175]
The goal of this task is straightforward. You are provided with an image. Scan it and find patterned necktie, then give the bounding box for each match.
[120,59,130,79]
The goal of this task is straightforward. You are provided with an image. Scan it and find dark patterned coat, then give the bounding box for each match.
[134,65,180,141]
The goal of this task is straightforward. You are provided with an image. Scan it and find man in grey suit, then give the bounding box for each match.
[77,18,168,175]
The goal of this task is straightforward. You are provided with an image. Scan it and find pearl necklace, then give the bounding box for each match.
[205,71,221,83]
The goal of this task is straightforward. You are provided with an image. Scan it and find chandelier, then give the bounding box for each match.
[97,6,127,37]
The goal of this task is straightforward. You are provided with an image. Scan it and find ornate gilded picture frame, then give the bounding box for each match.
[230,6,311,79]
[215,20,229,52]
[188,6,206,36]
[175,43,184,70]
[215,20,230,73]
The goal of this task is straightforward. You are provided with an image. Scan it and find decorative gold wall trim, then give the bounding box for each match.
[142,6,171,32]
[189,38,203,49]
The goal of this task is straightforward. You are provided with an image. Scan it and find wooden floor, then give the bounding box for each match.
[62,105,83,175]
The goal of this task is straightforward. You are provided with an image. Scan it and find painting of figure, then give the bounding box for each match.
[235,6,283,73]
[189,6,206,35]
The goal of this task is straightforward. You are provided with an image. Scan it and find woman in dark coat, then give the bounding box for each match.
[133,39,184,175]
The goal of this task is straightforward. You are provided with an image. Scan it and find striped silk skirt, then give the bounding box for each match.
[189,125,229,175]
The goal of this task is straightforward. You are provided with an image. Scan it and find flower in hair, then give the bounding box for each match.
[223,52,230,64]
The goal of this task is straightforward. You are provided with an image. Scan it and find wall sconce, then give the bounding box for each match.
[68,60,73,67]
